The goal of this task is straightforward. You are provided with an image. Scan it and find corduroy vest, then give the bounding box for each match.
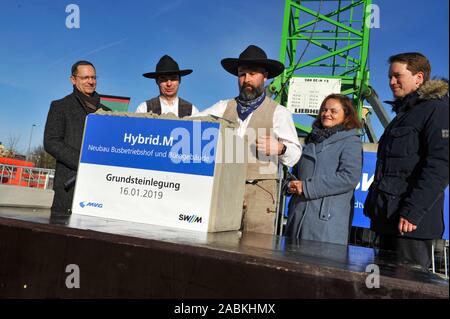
[146,97,193,118]
[223,97,278,180]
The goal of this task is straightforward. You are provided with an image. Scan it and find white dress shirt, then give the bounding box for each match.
[135,96,199,117]
[194,99,302,167]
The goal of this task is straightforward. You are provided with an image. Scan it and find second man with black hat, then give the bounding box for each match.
[136,55,198,117]
[195,45,301,235]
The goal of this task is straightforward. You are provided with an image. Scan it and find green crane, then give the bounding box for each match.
[271,0,393,235]
[269,0,389,141]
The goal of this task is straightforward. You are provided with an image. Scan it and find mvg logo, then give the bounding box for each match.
[79,201,103,209]
[179,214,202,223]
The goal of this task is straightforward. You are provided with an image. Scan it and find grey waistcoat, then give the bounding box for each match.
[222,97,278,180]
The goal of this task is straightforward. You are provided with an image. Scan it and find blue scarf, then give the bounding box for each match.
[236,91,266,121]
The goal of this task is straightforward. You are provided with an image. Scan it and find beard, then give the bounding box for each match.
[238,83,265,101]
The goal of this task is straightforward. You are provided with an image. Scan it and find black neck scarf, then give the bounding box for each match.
[305,123,345,145]
[73,86,101,113]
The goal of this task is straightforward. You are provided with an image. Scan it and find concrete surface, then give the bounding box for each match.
[0,184,54,208]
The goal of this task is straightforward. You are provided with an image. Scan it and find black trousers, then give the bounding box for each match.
[378,235,433,270]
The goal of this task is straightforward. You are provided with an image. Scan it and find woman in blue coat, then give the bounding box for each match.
[284,94,363,245]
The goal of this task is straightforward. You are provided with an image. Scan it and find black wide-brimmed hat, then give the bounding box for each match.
[221,45,285,79]
[143,55,192,79]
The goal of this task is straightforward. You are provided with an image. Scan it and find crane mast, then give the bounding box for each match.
[270,0,388,141]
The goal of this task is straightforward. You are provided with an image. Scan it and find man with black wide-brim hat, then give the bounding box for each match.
[195,45,301,235]
[136,55,198,117]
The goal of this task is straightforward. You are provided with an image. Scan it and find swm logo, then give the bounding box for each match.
[179,214,202,224]
[79,201,103,208]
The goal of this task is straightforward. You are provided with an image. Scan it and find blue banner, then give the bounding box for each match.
[80,115,219,177]
[352,151,377,229]
[285,151,449,240]
[353,151,449,240]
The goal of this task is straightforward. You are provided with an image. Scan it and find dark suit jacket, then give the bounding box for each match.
[44,92,109,214]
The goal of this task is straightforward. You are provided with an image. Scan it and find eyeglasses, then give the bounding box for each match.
[72,75,98,81]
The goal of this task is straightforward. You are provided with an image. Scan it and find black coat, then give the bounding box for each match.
[44,92,110,214]
[364,80,449,239]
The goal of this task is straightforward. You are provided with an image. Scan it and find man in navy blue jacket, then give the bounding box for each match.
[364,52,449,270]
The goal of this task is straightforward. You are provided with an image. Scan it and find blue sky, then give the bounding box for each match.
[0,0,448,155]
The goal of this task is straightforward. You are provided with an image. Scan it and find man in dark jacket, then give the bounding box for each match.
[364,52,449,269]
[44,60,110,216]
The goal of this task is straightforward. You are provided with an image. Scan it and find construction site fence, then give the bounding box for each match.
[0,164,55,190]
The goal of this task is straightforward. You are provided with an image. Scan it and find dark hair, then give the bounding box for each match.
[388,52,431,82]
[312,94,362,130]
[71,60,95,76]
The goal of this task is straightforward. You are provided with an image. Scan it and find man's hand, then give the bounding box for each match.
[398,216,417,235]
[256,135,284,155]
[288,180,303,195]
